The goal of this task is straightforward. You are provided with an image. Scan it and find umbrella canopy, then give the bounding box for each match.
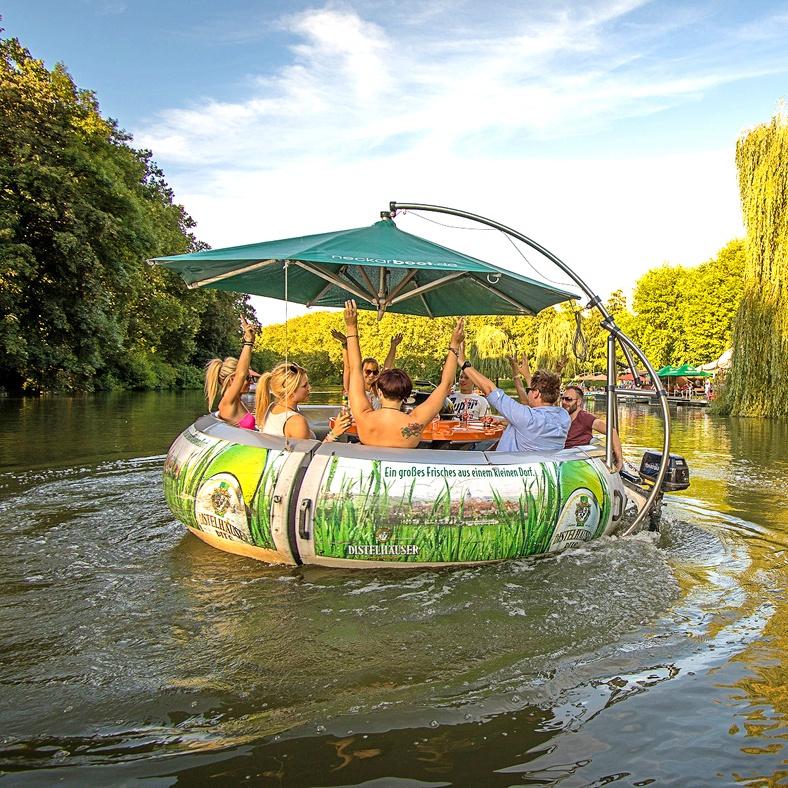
[656,365,682,377]
[700,349,732,372]
[151,218,577,318]
[673,363,712,378]
[573,374,608,382]
[620,370,648,381]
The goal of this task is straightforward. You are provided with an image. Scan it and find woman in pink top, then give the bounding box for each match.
[204,316,258,429]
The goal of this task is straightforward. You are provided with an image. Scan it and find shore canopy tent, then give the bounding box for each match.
[656,365,682,377]
[700,349,732,372]
[673,363,712,378]
[620,370,648,382]
[151,218,577,319]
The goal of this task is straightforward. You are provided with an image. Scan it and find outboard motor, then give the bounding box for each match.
[638,450,690,492]
[620,450,690,531]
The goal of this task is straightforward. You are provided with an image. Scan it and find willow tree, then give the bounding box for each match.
[471,325,511,382]
[724,110,788,417]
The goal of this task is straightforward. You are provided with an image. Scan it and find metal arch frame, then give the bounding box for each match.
[390,201,671,535]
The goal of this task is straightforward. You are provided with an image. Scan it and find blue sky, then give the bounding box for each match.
[3,1,787,324]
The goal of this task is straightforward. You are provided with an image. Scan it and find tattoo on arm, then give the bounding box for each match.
[401,422,425,439]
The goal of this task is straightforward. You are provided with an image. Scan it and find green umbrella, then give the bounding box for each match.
[656,365,681,377]
[674,363,712,378]
[151,218,576,318]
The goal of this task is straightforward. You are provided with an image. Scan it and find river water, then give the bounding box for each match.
[1,392,786,785]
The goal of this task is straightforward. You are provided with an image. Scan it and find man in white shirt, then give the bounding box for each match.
[449,369,489,420]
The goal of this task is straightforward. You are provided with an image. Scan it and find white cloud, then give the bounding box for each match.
[133,1,772,324]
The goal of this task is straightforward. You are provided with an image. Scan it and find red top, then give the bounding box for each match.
[564,409,596,448]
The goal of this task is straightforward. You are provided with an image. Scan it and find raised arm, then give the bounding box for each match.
[343,300,372,416]
[331,328,350,394]
[383,332,403,370]
[411,319,463,423]
[459,342,496,396]
[221,316,257,405]
[507,351,531,404]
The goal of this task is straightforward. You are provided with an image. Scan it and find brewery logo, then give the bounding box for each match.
[211,483,232,516]
[194,473,254,545]
[547,487,600,553]
[574,494,592,526]
[375,526,393,543]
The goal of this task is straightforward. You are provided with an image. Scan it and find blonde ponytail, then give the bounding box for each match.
[204,356,239,411]
[255,371,274,425]
[255,362,307,425]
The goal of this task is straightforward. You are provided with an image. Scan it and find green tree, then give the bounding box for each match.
[0,35,246,392]
[629,265,690,367]
[682,239,745,364]
[723,110,788,417]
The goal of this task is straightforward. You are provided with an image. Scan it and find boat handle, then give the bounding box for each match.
[612,489,624,521]
[298,498,312,540]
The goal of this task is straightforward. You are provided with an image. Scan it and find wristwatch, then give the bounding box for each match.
[461,360,472,371]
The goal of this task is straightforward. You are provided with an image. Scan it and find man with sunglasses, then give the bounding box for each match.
[561,386,623,471]
[457,344,569,452]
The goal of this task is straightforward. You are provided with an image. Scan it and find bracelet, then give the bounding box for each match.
[461,360,472,371]
[325,432,337,442]
[447,347,459,358]
[345,334,358,338]
[242,341,254,347]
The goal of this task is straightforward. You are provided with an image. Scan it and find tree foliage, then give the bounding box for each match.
[722,111,788,417]
[0,35,247,392]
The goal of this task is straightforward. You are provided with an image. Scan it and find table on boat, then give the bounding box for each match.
[329,417,505,446]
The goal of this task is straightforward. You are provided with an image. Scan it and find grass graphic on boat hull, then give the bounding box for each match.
[312,457,590,562]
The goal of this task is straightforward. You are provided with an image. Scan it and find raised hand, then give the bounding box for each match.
[344,299,358,329]
[390,332,403,348]
[331,328,348,347]
[450,317,464,350]
[240,315,257,343]
[507,351,530,378]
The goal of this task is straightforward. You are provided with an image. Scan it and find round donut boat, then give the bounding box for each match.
[163,414,628,568]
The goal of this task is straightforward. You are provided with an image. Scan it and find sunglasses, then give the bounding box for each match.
[364,368,380,376]
[287,364,305,374]
[561,395,576,402]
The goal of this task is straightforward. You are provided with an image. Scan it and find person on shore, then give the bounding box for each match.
[561,385,623,471]
[342,299,464,448]
[459,345,569,452]
[449,368,489,420]
[204,316,258,429]
[255,362,351,443]
[331,327,402,410]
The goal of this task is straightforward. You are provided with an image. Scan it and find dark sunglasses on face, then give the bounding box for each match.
[364,368,380,376]
[561,395,575,402]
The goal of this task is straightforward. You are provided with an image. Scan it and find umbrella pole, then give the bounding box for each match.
[390,201,671,534]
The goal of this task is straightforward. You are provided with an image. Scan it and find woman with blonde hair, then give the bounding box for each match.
[204,316,258,429]
[255,362,351,442]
